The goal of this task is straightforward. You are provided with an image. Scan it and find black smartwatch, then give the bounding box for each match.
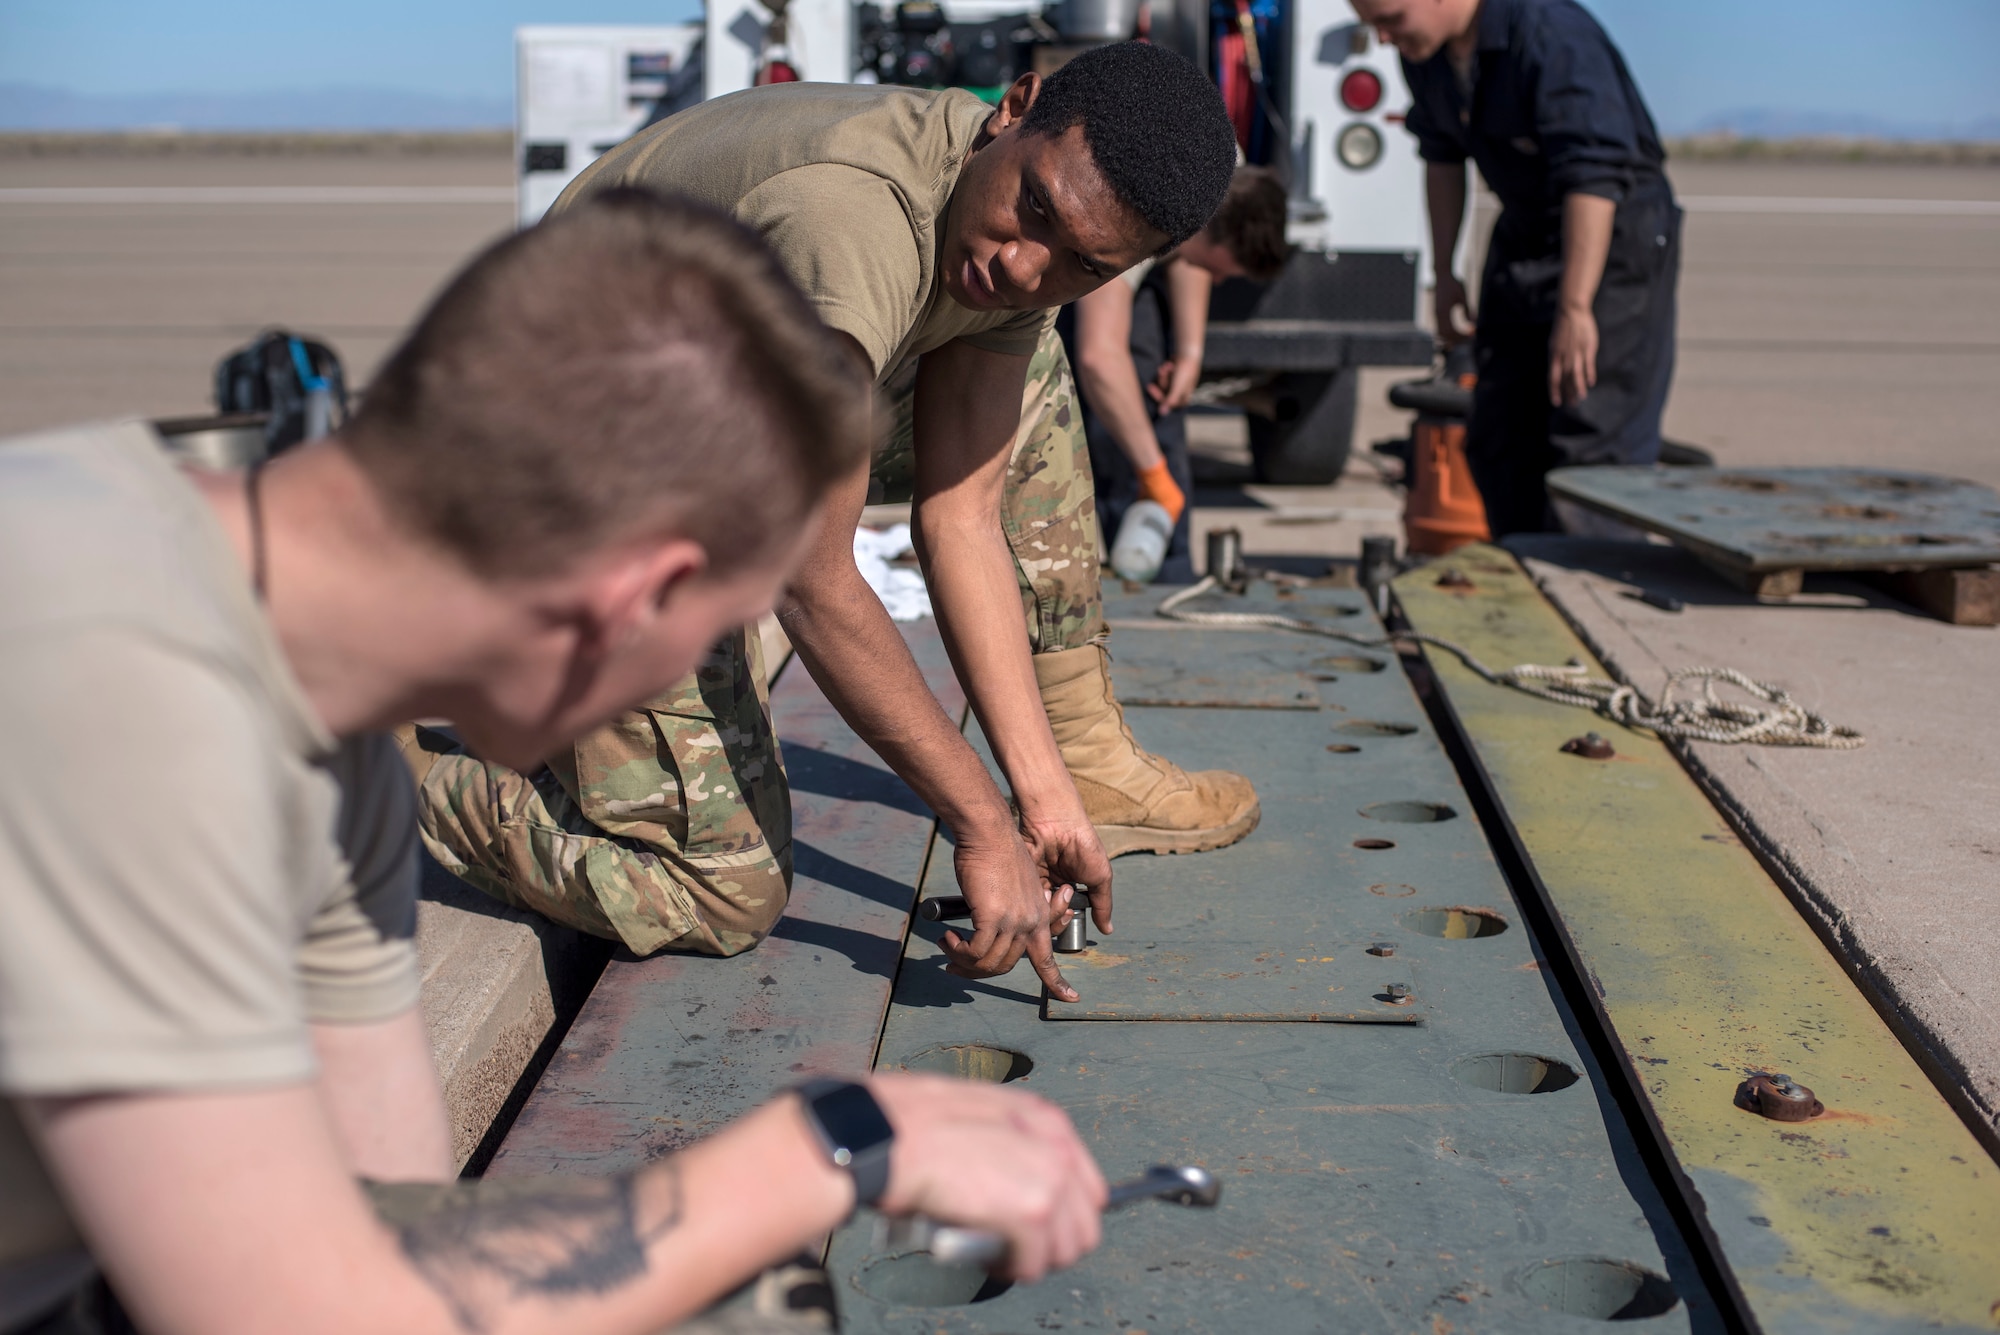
[795,1078,896,1210]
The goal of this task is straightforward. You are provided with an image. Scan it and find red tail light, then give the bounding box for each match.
[1340,68,1383,112]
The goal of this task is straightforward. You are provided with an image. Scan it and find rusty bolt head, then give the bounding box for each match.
[1561,732,1616,760]
[1367,942,1396,957]
[1735,1071,1824,1122]
[1435,569,1474,589]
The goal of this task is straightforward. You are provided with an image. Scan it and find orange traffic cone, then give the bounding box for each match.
[1404,414,1490,555]
[1397,355,1490,556]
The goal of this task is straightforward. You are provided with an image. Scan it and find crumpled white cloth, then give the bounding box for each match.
[853,523,933,622]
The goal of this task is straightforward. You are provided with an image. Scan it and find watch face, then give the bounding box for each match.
[814,1082,896,1154]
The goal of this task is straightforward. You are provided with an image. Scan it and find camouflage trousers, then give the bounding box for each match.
[412,325,1104,956]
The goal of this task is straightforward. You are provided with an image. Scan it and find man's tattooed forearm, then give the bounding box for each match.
[393,1165,686,1333]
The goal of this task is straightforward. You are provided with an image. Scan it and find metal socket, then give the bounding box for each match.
[1206,528,1248,593]
[1055,888,1091,954]
[1358,534,1398,599]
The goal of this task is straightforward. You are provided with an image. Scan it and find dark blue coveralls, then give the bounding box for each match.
[1401,0,1681,537]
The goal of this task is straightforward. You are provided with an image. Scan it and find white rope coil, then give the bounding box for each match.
[1154,575,1864,749]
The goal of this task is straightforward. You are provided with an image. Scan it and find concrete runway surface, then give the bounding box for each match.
[2,147,1995,488]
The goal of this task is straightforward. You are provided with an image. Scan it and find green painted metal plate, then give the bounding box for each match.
[1046,943,1424,1023]
[1547,466,2000,574]
[1104,586,1390,714]
[1109,653,1326,709]
[828,583,1701,1333]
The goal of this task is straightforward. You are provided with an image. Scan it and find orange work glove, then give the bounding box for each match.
[1136,460,1186,525]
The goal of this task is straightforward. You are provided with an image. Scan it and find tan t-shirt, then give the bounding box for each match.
[556,82,1053,381]
[0,421,421,1322]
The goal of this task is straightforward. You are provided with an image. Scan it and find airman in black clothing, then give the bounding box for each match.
[1355,0,1681,537]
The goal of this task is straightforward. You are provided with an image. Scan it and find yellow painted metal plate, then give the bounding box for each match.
[1396,546,2000,1332]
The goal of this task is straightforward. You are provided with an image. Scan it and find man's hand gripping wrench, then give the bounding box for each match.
[873,1164,1222,1266]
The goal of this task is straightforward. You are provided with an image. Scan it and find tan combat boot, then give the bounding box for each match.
[1035,643,1260,858]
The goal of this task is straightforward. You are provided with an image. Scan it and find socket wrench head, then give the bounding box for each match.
[879,1162,1220,1272]
[1155,1164,1221,1207]
[1105,1163,1223,1209]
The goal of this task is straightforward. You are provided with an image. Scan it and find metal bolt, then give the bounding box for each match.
[1358,535,1398,608]
[1561,732,1616,760]
[1367,942,1396,957]
[1735,1071,1824,1122]
[1380,982,1413,1006]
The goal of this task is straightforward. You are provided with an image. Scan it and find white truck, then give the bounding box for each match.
[515,0,1442,481]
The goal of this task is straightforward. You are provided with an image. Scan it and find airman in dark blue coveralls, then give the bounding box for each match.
[1355,0,1680,536]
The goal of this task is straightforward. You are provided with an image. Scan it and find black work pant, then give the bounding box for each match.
[1469,187,1682,538]
[1059,281,1197,584]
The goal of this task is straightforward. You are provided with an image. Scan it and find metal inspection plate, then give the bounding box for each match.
[1045,943,1423,1022]
[1547,465,2000,573]
[1108,653,1325,709]
[829,588,1697,1333]
[1106,582,1372,709]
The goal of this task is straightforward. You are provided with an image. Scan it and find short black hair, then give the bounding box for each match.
[1022,41,1238,248]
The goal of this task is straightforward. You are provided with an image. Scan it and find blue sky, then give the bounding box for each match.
[2,0,1997,135]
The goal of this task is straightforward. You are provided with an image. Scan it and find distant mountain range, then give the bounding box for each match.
[1689,107,2000,142]
[0,82,510,131]
[3,81,1996,141]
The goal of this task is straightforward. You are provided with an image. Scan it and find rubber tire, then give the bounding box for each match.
[1248,370,1358,485]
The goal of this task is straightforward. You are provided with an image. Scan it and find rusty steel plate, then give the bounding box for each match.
[1547,465,2000,574]
[1045,943,1423,1023]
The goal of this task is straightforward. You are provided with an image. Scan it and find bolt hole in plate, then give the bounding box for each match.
[1518,1257,1679,1321]
[1367,883,1419,897]
[1359,800,1457,823]
[1401,907,1508,939]
[1452,1053,1581,1095]
[1338,720,1419,737]
[1352,838,1396,850]
[1709,474,1787,493]
[1326,743,1361,754]
[896,1045,1032,1084]
[857,1253,1013,1307]
[1316,654,1388,673]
